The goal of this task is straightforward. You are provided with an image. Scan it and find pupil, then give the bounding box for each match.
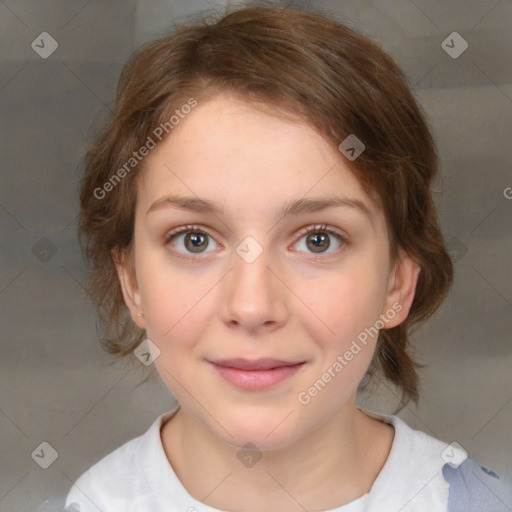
[185,233,207,252]
[308,233,329,253]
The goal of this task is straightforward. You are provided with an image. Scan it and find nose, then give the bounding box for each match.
[219,244,289,335]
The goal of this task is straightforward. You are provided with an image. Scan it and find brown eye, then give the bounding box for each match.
[164,227,217,256]
[306,232,330,253]
[293,225,345,257]
[183,232,209,253]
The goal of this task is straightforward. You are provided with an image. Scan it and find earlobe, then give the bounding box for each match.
[383,250,420,329]
[112,248,146,329]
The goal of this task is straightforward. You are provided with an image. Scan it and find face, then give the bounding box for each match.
[116,93,419,451]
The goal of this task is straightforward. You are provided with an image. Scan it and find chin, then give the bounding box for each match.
[212,408,303,452]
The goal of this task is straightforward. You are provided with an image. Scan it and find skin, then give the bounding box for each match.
[115,93,420,511]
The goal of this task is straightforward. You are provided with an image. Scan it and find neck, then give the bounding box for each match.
[161,402,394,511]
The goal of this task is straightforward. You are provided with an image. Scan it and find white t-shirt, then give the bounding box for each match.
[64,406,512,512]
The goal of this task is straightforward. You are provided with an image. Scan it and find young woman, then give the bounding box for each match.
[65,5,511,511]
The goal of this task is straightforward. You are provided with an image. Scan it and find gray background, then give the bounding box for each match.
[0,0,511,510]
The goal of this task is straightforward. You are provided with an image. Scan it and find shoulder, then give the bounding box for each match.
[64,433,142,511]
[361,409,512,511]
[64,409,178,512]
[442,456,512,512]
[389,414,512,510]
[362,410,452,509]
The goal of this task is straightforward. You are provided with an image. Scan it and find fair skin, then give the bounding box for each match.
[115,93,420,511]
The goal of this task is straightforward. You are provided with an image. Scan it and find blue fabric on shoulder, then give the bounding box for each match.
[442,457,512,512]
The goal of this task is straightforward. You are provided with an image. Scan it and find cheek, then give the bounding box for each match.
[302,261,387,349]
[137,261,213,348]
[294,269,386,408]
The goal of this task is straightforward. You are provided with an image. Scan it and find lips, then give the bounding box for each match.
[208,358,306,390]
[209,358,304,371]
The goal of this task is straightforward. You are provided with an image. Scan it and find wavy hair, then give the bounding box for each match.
[78,5,453,412]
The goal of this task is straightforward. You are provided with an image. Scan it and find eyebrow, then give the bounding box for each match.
[146,194,374,226]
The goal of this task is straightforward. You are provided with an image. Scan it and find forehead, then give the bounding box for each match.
[137,93,382,225]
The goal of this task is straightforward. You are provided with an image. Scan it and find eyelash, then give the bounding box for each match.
[163,224,348,261]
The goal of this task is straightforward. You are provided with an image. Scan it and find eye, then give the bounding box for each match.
[163,223,347,260]
[164,225,219,257]
[292,224,346,256]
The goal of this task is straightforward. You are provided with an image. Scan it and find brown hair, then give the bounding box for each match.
[78,4,453,412]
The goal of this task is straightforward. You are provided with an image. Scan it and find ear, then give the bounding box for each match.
[112,247,146,329]
[381,249,421,329]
